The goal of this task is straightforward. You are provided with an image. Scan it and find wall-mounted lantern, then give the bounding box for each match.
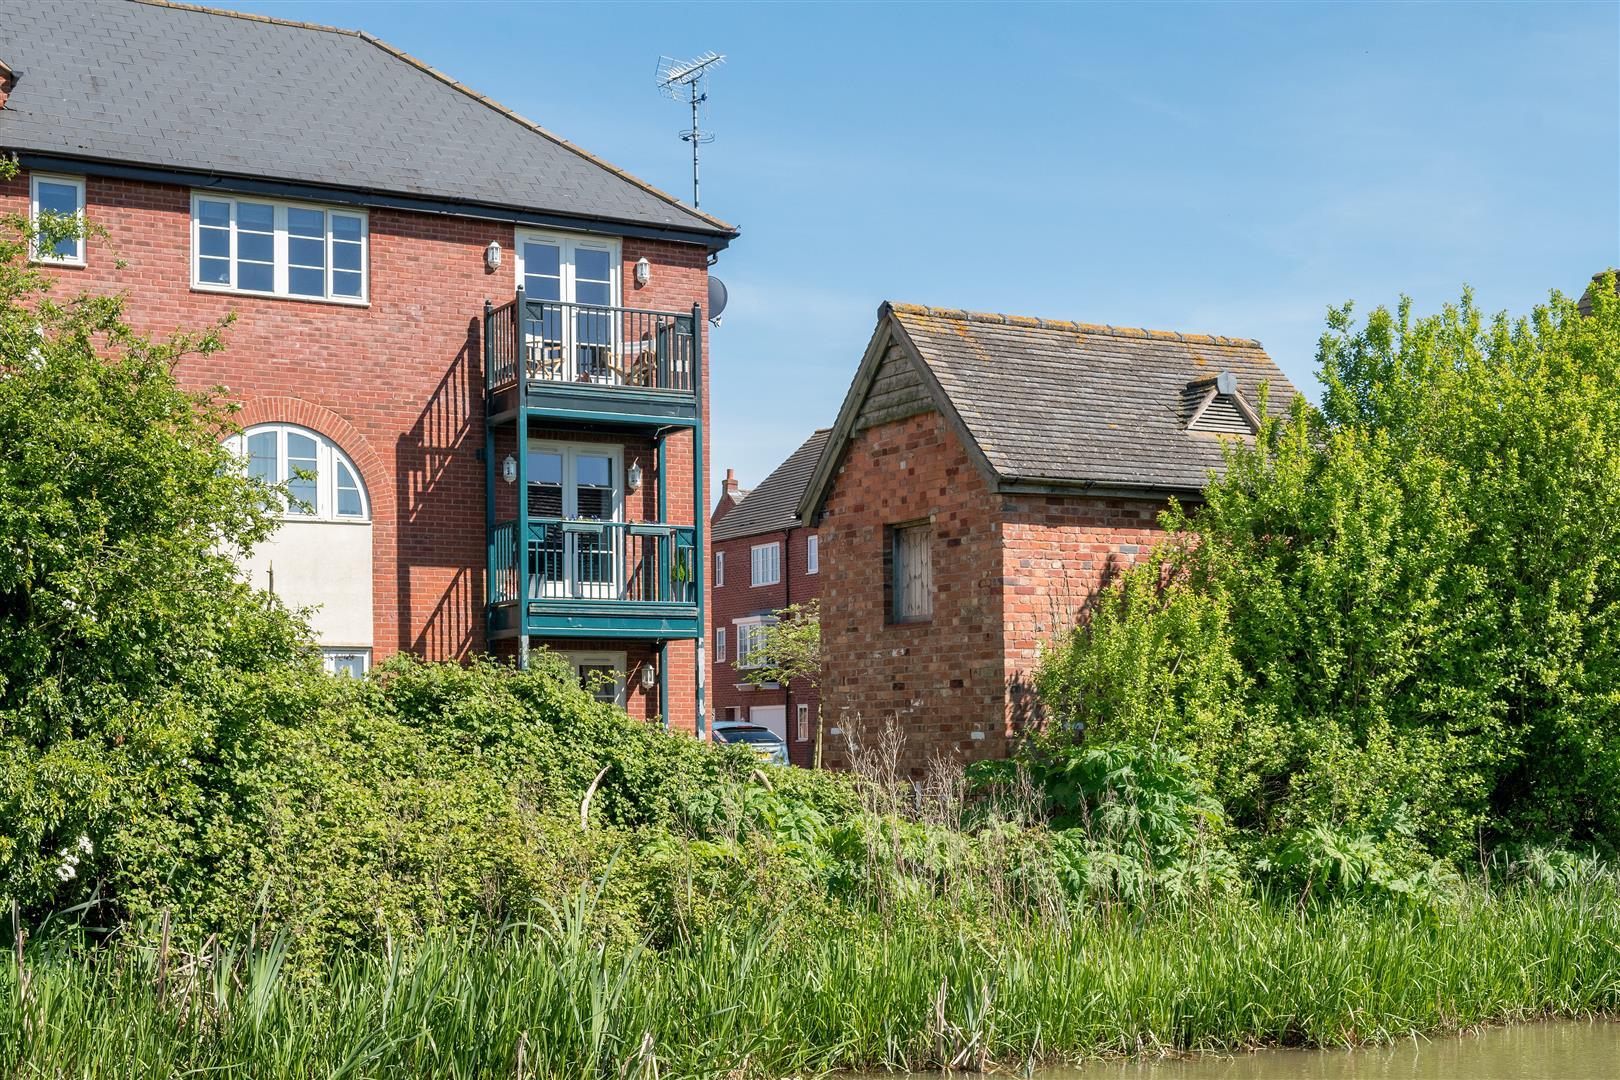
[634,256,650,287]
[484,240,502,273]
[641,658,658,690]
[502,454,518,484]
[627,459,643,492]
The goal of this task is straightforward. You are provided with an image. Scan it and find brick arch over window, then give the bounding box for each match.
[235,397,393,521]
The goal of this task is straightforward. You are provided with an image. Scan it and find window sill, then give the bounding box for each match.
[275,514,373,526]
[750,580,781,589]
[191,283,370,308]
[31,257,87,269]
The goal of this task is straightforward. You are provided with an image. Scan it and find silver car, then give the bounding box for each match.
[711,721,789,765]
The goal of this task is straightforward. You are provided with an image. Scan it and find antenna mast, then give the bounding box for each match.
[656,52,725,209]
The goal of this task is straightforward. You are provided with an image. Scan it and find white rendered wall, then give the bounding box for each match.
[242,520,374,647]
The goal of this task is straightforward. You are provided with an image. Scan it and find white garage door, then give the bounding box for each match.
[749,705,787,742]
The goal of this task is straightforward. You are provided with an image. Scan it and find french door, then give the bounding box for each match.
[527,443,623,599]
[515,231,621,384]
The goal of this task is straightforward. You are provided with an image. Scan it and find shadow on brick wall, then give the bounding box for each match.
[394,318,482,659]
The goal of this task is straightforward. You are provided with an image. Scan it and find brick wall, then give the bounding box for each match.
[998,494,1169,732]
[817,409,1172,776]
[2,168,712,731]
[817,410,1006,775]
[709,519,822,766]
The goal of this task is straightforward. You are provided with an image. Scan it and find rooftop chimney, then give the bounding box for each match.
[720,468,741,499]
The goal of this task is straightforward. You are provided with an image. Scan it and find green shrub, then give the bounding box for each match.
[1037,280,1620,863]
[970,741,1240,904]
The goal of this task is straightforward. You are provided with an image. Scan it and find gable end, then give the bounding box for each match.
[854,342,934,431]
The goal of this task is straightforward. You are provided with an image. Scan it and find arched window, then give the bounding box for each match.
[225,423,369,521]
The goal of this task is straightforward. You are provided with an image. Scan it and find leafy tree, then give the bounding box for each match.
[737,600,822,688]
[1038,277,1620,859]
[0,158,307,920]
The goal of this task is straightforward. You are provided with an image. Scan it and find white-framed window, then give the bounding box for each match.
[563,651,626,706]
[751,542,781,587]
[225,423,370,522]
[796,703,812,742]
[735,616,776,669]
[30,173,85,265]
[715,550,725,588]
[715,626,726,660]
[806,533,820,575]
[321,647,371,678]
[192,193,368,303]
[525,440,624,599]
[515,228,621,304]
[889,521,934,623]
[515,229,625,383]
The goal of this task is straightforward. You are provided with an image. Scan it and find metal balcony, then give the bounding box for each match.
[484,291,700,428]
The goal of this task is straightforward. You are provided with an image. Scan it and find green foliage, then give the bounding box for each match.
[971,741,1239,903]
[0,165,307,924]
[736,600,821,689]
[9,883,1620,1078]
[1038,280,1620,861]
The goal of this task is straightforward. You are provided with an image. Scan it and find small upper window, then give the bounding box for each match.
[751,542,781,587]
[806,533,820,575]
[714,550,725,588]
[715,626,726,660]
[30,174,85,265]
[225,423,369,522]
[192,193,367,303]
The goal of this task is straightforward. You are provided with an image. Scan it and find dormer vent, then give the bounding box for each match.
[1186,371,1260,436]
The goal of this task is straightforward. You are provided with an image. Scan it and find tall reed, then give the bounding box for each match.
[6,882,1620,1078]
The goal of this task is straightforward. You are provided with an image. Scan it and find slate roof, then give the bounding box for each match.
[0,0,735,242]
[713,429,831,542]
[801,303,1299,519]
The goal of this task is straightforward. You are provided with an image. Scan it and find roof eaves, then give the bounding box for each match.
[128,0,737,239]
[997,474,1206,502]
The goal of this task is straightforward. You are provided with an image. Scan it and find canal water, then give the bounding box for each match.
[895,1019,1620,1079]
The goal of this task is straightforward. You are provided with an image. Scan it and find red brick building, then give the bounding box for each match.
[799,303,1296,775]
[1,1,738,733]
[710,431,829,767]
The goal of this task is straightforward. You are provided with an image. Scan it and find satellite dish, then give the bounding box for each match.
[1215,370,1238,395]
[707,276,728,321]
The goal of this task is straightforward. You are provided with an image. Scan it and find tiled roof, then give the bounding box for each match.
[800,303,1299,520]
[0,0,735,241]
[886,303,1297,492]
[713,429,831,541]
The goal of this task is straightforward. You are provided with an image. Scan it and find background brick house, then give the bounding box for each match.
[710,431,829,767]
[1,0,737,733]
[799,302,1297,776]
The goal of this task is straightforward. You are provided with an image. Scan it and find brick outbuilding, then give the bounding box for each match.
[799,303,1298,776]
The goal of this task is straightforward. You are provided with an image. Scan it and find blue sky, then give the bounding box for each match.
[234,1,1618,488]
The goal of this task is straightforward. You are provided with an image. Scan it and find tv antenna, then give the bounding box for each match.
[656,52,725,209]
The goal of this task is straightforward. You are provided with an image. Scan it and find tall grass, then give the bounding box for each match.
[6,883,1620,1078]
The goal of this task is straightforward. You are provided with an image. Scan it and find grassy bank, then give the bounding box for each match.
[7,883,1620,1078]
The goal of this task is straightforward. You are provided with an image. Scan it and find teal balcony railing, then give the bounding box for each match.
[486,293,697,397]
[488,517,699,639]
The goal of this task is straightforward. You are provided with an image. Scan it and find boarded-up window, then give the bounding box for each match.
[889,522,933,623]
